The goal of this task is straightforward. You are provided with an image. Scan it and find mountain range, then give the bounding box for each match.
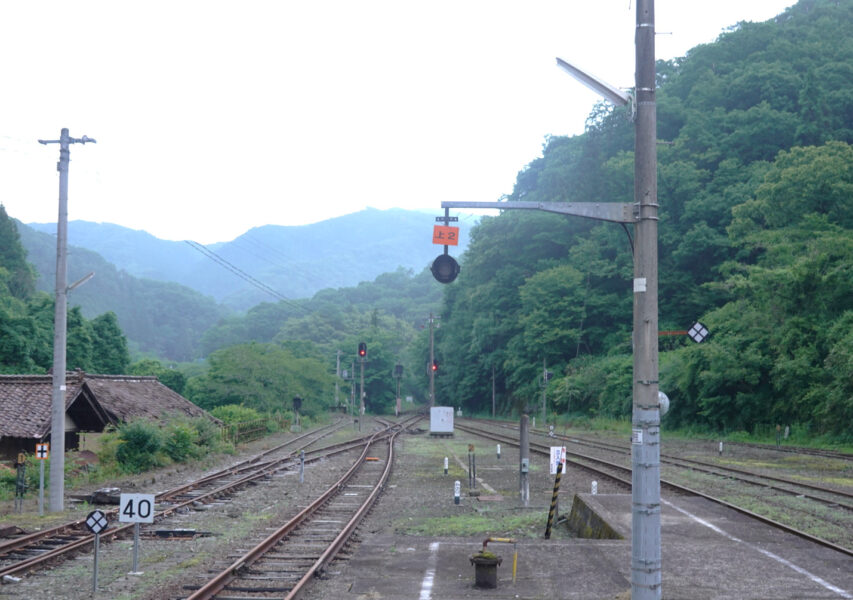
[24,207,474,311]
[16,207,473,360]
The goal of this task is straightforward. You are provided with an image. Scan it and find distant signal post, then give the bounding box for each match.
[430,210,460,284]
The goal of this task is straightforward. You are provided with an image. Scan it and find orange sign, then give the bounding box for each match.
[432,225,459,246]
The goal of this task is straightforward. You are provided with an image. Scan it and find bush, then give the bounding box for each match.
[192,415,226,452]
[210,404,263,424]
[115,420,165,473]
[164,421,199,462]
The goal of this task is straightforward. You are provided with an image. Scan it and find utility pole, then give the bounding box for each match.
[428,313,436,407]
[38,128,96,513]
[631,2,662,597]
[335,350,341,408]
[541,359,548,424]
[350,361,356,417]
[359,358,365,416]
[491,365,496,418]
[394,363,403,417]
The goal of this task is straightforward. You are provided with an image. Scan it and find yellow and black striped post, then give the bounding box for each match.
[544,461,563,539]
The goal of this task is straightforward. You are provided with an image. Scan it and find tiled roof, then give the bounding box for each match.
[0,372,217,439]
[0,374,86,439]
[82,374,213,423]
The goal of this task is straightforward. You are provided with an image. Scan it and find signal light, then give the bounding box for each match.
[432,359,439,372]
[358,342,367,358]
[430,253,460,284]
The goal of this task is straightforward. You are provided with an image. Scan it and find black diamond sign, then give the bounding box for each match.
[85,510,108,534]
[687,322,709,343]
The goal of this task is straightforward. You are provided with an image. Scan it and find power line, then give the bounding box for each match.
[184,240,307,313]
[227,234,329,289]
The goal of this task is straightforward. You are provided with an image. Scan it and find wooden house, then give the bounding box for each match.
[0,371,216,459]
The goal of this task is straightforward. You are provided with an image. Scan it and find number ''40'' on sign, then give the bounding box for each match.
[119,493,156,523]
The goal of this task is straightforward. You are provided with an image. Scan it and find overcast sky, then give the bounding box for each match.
[0,1,796,244]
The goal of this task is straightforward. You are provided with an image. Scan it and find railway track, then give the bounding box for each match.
[0,418,372,581]
[455,419,853,558]
[182,416,414,599]
[719,439,853,462]
[481,418,853,511]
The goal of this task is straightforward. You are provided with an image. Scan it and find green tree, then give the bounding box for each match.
[90,312,131,374]
[66,306,94,371]
[128,358,187,395]
[185,342,334,416]
[0,206,35,300]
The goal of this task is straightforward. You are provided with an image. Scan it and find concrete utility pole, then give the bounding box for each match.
[630,2,662,597]
[38,128,96,513]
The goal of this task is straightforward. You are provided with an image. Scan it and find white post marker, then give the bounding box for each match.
[119,493,155,574]
[35,443,49,516]
[592,480,598,495]
[444,456,448,475]
[454,480,461,505]
[496,444,501,460]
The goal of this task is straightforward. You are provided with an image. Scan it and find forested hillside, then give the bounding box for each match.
[432,0,853,436]
[16,223,229,361]
[187,266,444,415]
[0,206,131,374]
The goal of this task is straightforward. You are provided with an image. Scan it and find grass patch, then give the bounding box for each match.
[178,555,205,569]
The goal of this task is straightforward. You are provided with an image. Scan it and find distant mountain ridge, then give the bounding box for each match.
[16,222,228,362]
[26,208,474,310]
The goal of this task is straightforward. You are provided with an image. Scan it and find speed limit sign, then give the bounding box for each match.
[119,493,155,523]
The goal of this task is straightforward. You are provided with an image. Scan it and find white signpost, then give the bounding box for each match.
[35,443,49,516]
[119,493,155,574]
[549,446,567,475]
